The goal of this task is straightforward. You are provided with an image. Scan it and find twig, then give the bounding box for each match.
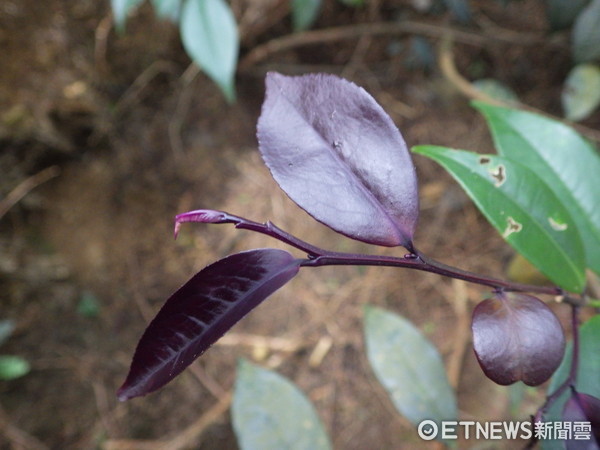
[341,34,372,79]
[94,13,113,75]
[113,61,178,114]
[438,37,508,108]
[104,394,232,450]
[159,393,232,450]
[216,332,303,352]
[168,64,201,159]
[0,166,60,220]
[238,0,289,44]
[438,37,600,143]
[238,20,558,72]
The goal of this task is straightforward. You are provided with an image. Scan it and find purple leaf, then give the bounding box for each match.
[117,249,301,401]
[471,292,565,386]
[174,209,234,238]
[563,391,600,446]
[257,72,419,249]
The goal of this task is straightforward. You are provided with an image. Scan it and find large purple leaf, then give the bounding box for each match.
[257,72,419,249]
[471,292,565,386]
[117,249,300,401]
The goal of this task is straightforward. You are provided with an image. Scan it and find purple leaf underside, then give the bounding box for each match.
[117,249,300,401]
[257,72,419,248]
[563,392,600,444]
[472,292,565,386]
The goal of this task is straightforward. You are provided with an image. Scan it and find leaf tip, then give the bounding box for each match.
[116,383,134,402]
[175,209,229,227]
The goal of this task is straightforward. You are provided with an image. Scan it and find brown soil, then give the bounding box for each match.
[1,1,596,449]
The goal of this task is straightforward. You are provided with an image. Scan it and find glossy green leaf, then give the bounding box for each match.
[111,0,145,32]
[541,315,600,450]
[0,355,30,380]
[180,0,239,102]
[573,0,600,62]
[232,359,331,450]
[291,0,322,31]
[412,146,585,292]
[473,102,600,276]
[562,64,600,121]
[473,79,520,104]
[151,0,181,21]
[364,306,457,436]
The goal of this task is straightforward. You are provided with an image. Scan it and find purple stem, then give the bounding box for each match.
[175,209,564,296]
[533,305,581,420]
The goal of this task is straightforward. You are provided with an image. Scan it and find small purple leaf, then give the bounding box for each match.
[174,209,237,238]
[472,292,565,386]
[257,72,419,249]
[563,391,600,445]
[117,249,301,401]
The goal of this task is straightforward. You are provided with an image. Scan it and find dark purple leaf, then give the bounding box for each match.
[563,391,600,446]
[471,292,565,386]
[117,249,300,401]
[257,72,419,249]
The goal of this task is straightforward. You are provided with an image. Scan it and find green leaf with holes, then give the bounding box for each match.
[412,146,585,293]
[180,0,238,102]
[232,359,331,450]
[474,101,600,277]
[364,305,457,439]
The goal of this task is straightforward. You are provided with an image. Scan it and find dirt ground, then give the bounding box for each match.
[1,0,597,449]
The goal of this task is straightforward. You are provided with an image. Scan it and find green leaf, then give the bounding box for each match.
[545,0,591,30]
[291,0,322,31]
[473,102,600,277]
[111,0,145,32]
[77,291,101,318]
[472,78,520,104]
[337,0,364,6]
[541,315,600,450]
[562,64,600,121]
[412,146,585,292]
[151,0,181,21]
[443,0,471,23]
[363,306,457,437]
[0,355,30,380]
[180,0,239,102]
[232,359,331,450]
[0,320,15,347]
[573,0,600,62]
